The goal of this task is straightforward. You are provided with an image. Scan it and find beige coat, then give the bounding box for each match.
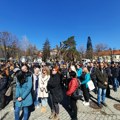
[38,75,50,98]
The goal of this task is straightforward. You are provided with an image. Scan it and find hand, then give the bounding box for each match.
[17,97,22,101]
[104,82,107,85]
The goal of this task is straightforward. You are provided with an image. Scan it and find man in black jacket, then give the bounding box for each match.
[104,63,112,97]
[0,71,7,110]
[111,63,120,91]
[89,62,97,94]
[96,62,108,108]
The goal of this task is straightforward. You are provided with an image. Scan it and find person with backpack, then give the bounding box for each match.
[66,71,79,120]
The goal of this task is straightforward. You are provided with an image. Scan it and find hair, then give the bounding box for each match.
[53,66,59,72]
[21,63,29,70]
[16,70,25,86]
[33,63,41,69]
[69,71,76,78]
[82,67,89,73]
[70,65,77,73]
[43,66,50,75]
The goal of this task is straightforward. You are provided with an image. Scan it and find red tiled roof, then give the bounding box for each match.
[94,50,120,56]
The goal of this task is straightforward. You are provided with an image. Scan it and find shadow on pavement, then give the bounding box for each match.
[89,93,97,101]
[107,96,120,103]
[0,112,9,120]
[60,88,73,119]
[47,88,73,119]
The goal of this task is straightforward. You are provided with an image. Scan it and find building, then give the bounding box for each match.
[94,50,120,62]
[50,49,58,56]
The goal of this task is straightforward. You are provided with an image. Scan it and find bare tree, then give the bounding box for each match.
[26,44,38,59]
[94,43,109,60]
[95,43,108,52]
[78,45,85,59]
[0,32,19,60]
[20,35,30,55]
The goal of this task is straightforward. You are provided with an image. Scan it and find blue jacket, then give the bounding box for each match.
[77,68,82,78]
[15,76,33,107]
[81,73,90,88]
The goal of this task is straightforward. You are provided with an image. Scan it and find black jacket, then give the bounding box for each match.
[90,67,96,81]
[47,73,63,103]
[96,68,108,89]
[0,76,7,94]
[105,67,111,77]
[111,66,119,78]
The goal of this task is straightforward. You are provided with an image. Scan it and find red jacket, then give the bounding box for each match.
[66,78,78,96]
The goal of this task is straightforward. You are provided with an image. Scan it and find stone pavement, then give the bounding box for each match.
[0,87,120,120]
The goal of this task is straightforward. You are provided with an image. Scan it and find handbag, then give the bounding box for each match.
[87,80,95,91]
[71,79,83,99]
[72,87,83,99]
[5,86,12,96]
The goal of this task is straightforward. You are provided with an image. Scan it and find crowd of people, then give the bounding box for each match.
[0,59,120,120]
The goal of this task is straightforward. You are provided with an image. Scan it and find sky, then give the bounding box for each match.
[0,0,120,50]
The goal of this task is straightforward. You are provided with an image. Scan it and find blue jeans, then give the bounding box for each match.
[97,88,106,105]
[113,78,119,91]
[34,98,40,106]
[41,98,48,107]
[15,106,29,120]
[34,89,40,106]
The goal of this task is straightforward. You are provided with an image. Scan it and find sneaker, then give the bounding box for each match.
[35,105,40,109]
[82,101,85,104]
[101,102,107,107]
[83,102,89,106]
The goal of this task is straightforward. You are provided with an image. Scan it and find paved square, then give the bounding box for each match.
[0,87,120,120]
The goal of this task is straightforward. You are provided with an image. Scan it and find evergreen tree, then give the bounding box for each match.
[61,36,80,62]
[86,36,93,59]
[42,39,50,62]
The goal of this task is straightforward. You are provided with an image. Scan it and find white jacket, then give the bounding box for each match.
[38,74,50,98]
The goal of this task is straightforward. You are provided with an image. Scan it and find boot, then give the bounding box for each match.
[49,112,55,119]
[53,113,60,120]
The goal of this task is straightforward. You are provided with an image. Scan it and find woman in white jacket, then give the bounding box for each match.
[38,66,50,113]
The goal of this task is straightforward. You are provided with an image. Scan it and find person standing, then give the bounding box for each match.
[32,67,41,108]
[96,62,108,107]
[47,66,63,120]
[76,64,82,80]
[39,66,50,113]
[89,62,97,94]
[0,70,7,110]
[81,67,90,106]
[111,63,119,91]
[15,70,33,120]
[104,63,112,97]
[61,64,68,89]
[66,71,78,120]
